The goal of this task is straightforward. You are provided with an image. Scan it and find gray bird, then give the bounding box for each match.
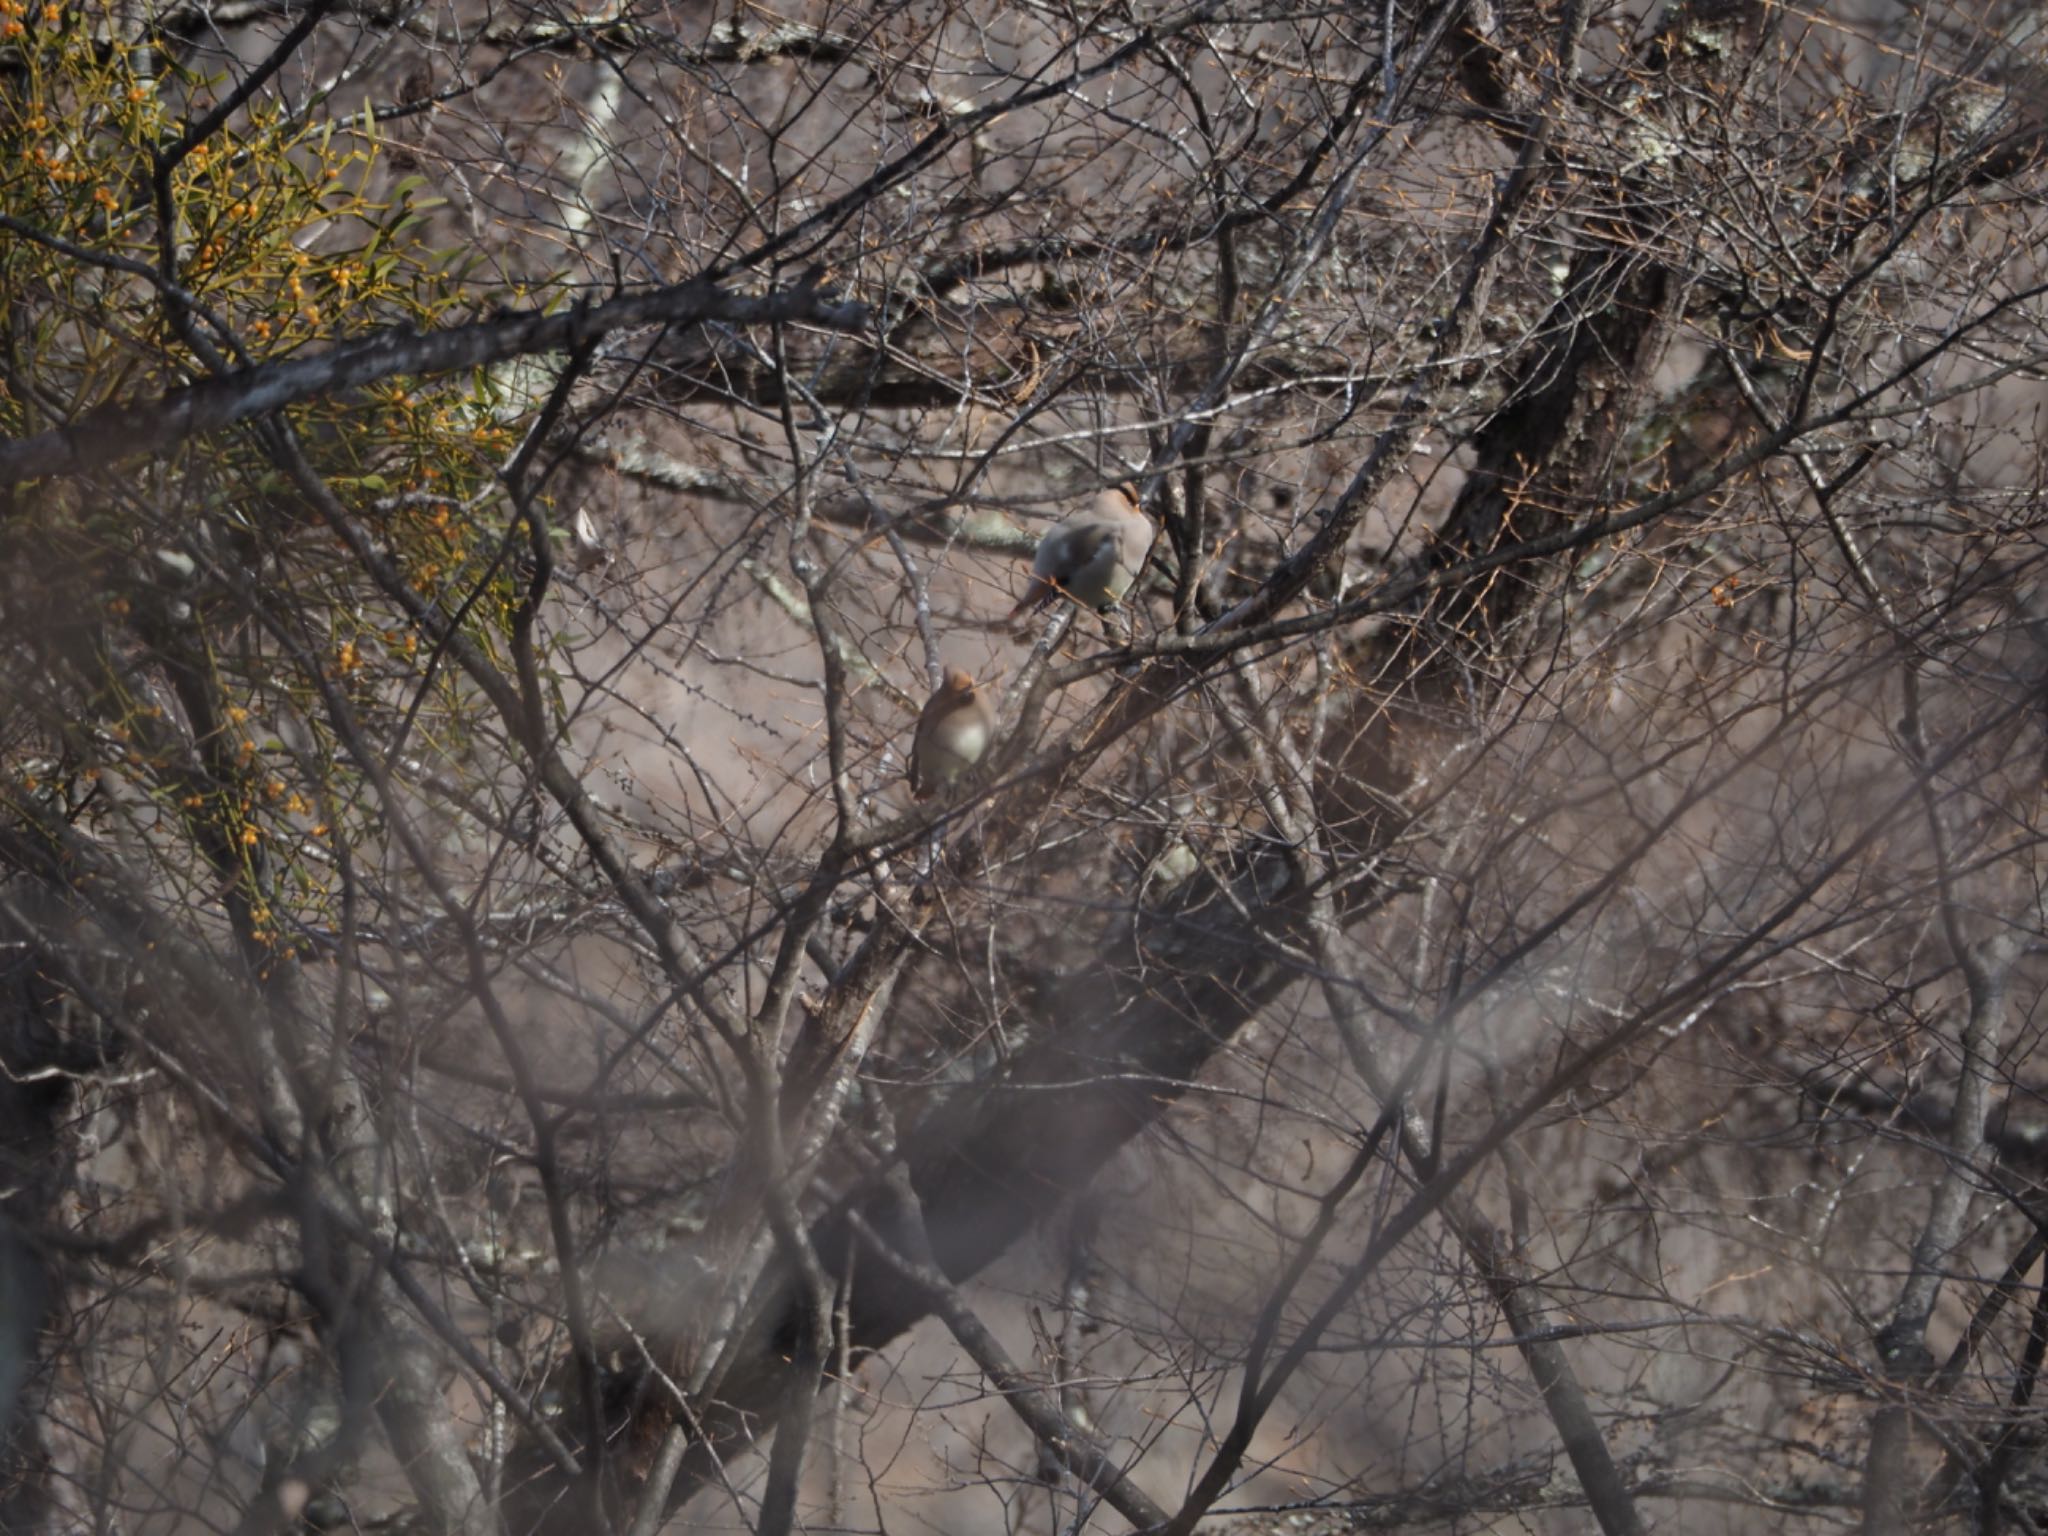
[909,668,996,799]
[1008,483,1152,623]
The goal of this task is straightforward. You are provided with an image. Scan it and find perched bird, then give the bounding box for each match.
[909,668,996,800]
[1008,483,1152,624]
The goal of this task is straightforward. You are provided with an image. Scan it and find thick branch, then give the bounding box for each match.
[0,275,869,488]
[1863,934,2020,1536]
[847,1175,1172,1533]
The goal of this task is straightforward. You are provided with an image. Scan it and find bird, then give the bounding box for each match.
[1007,482,1153,624]
[909,667,996,800]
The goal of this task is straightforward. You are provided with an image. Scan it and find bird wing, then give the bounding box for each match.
[1050,521,1119,580]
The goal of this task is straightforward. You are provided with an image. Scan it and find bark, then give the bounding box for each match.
[0,900,90,1532]
[0,275,870,487]
[1463,1219,1647,1536]
[504,828,1312,1533]
[847,1170,1173,1532]
[1862,934,2020,1536]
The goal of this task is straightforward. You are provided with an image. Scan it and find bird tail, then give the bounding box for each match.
[1007,578,1055,625]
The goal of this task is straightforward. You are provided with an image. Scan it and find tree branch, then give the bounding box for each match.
[0,274,869,488]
